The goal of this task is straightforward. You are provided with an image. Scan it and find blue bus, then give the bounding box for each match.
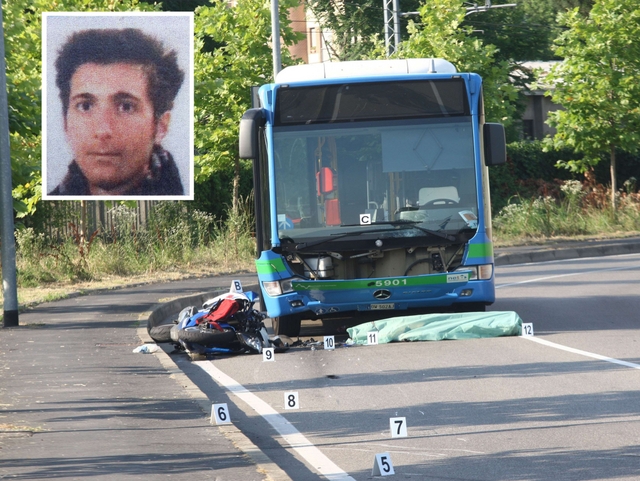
[239,58,506,337]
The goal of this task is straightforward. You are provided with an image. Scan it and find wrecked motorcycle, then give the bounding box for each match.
[169,283,288,356]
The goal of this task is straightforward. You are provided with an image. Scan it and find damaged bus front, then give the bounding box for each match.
[239,58,506,337]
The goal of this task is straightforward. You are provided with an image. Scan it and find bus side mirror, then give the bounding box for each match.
[239,108,266,159]
[483,123,506,166]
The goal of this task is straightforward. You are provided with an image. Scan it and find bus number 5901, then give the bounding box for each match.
[375,279,407,287]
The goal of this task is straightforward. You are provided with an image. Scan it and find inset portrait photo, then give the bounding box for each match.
[42,12,194,200]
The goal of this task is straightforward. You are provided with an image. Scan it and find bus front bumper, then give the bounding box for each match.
[261,275,495,318]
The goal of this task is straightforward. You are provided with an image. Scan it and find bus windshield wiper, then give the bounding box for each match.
[362,220,457,242]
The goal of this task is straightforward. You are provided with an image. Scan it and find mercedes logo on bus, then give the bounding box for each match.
[373,289,392,300]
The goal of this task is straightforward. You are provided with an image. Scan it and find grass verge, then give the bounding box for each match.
[1,202,256,315]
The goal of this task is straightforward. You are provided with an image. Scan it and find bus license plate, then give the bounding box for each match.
[371,303,394,310]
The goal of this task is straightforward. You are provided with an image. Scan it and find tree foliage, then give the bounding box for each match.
[464,0,559,63]
[193,0,303,212]
[304,0,579,63]
[553,0,595,16]
[544,0,640,206]
[462,0,561,140]
[305,0,421,61]
[302,0,596,140]
[3,2,42,218]
[467,0,596,62]
[399,0,518,127]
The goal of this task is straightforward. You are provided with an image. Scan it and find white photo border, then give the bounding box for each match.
[42,11,194,201]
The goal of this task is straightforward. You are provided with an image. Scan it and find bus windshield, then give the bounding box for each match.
[273,116,478,247]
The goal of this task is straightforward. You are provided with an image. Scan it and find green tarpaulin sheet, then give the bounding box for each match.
[347,311,523,345]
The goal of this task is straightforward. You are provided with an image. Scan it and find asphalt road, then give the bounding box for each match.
[174,253,640,481]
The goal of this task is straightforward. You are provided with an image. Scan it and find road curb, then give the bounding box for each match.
[495,240,640,266]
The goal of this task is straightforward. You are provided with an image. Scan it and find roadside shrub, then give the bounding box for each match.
[494,178,640,243]
[209,195,256,272]
[491,141,640,215]
[13,199,256,288]
[490,141,579,214]
[14,228,57,287]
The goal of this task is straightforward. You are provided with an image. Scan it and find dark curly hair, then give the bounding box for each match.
[55,28,185,121]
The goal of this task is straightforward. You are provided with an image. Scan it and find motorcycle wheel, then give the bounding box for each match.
[170,324,181,343]
[148,323,174,343]
[177,326,236,346]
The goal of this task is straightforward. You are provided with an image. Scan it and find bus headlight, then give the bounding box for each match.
[477,264,493,280]
[263,281,282,296]
[455,264,493,280]
[262,279,296,297]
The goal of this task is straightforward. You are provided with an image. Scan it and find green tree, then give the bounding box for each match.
[193,0,303,214]
[153,0,209,11]
[554,0,594,16]
[544,0,640,208]
[460,1,559,141]
[464,0,559,62]
[3,0,156,220]
[399,0,518,127]
[4,1,45,218]
[432,0,594,64]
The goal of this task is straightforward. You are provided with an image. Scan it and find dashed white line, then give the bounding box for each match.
[194,360,356,481]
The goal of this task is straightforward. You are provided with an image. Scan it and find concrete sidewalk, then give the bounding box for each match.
[0,273,268,481]
[2,238,640,480]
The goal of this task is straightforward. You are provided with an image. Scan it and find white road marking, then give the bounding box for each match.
[496,262,640,289]
[522,336,640,370]
[496,255,640,369]
[496,270,587,289]
[194,361,356,481]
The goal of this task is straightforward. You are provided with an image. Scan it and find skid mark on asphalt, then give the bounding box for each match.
[194,360,356,481]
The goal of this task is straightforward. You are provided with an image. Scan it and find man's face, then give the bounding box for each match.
[64,62,170,194]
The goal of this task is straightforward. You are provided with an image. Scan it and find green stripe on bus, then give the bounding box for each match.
[292,272,469,291]
[467,242,493,259]
[255,257,288,275]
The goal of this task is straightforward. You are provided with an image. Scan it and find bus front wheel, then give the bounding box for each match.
[272,315,302,338]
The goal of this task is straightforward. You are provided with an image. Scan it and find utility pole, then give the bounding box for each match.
[383,0,401,57]
[271,0,282,77]
[0,1,19,328]
[388,0,518,56]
